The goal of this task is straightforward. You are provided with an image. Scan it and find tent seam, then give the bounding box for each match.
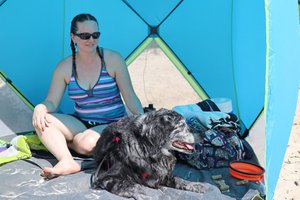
[264,0,270,199]
[157,0,184,28]
[154,37,209,100]
[0,0,7,7]
[125,37,153,66]
[121,0,150,27]
[230,0,241,123]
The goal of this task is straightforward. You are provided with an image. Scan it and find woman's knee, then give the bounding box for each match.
[74,131,100,155]
[35,113,85,141]
[34,114,57,137]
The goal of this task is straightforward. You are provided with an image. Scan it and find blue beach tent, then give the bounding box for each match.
[0,1,300,199]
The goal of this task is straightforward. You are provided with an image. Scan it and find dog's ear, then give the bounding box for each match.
[132,113,149,137]
[134,114,147,128]
[133,112,159,138]
[93,129,123,164]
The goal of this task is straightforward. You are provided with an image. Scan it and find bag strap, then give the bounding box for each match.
[196,99,220,111]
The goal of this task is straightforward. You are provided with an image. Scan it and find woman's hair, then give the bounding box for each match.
[70,13,104,78]
[70,13,98,34]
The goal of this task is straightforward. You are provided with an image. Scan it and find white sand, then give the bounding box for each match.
[273,89,300,200]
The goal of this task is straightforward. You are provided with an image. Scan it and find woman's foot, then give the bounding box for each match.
[41,158,81,179]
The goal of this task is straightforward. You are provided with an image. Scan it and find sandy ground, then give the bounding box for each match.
[273,89,300,200]
[128,41,201,110]
[128,42,299,200]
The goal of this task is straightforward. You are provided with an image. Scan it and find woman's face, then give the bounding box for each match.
[71,20,100,52]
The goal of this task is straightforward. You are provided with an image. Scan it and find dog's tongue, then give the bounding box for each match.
[184,143,194,150]
[174,141,194,151]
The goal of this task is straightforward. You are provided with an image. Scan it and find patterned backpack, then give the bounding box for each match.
[175,100,246,169]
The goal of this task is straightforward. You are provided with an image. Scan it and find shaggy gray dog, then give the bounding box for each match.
[91,108,211,198]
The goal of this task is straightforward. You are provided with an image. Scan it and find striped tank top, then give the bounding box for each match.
[68,52,127,124]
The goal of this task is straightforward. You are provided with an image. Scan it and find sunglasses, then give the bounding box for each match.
[74,32,100,40]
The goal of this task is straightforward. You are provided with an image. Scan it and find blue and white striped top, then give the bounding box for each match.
[68,62,127,124]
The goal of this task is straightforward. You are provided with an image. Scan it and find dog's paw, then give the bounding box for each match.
[184,182,211,193]
[173,177,211,193]
[130,193,153,200]
[115,184,147,199]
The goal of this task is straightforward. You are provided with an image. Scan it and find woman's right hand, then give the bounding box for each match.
[32,104,50,132]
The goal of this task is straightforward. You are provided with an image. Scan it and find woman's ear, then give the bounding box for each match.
[70,33,77,44]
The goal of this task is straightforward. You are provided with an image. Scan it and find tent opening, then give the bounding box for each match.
[128,40,201,110]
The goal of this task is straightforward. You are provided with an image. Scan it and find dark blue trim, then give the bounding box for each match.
[0,0,7,7]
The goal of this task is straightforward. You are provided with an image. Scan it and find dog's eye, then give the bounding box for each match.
[163,115,173,122]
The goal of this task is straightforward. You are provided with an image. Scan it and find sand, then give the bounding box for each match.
[273,89,300,200]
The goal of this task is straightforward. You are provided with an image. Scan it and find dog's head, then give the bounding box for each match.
[134,108,194,155]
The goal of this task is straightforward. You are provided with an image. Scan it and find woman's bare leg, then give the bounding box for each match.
[69,125,107,155]
[35,113,86,177]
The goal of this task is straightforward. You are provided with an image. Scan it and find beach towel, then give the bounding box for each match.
[0,133,47,166]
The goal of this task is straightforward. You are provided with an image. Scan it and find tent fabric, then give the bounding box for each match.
[160,1,237,112]
[265,0,300,198]
[231,1,266,128]
[1,1,300,199]
[122,0,182,27]
[0,0,265,129]
[0,72,33,136]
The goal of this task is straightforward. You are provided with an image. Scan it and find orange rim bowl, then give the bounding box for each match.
[229,161,265,181]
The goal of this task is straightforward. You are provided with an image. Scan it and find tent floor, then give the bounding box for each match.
[0,135,265,200]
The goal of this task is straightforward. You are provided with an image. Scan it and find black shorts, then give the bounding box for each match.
[69,114,110,129]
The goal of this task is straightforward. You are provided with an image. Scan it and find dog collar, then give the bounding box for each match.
[142,171,149,179]
[112,136,121,143]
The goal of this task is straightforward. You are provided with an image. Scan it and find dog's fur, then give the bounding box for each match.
[91,108,210,198]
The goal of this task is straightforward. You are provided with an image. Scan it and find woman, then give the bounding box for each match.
[32,13,144,178]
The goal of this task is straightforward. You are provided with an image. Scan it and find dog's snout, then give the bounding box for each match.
[189,133,195,143]
[172,123,195,144]
[183,131,194,144]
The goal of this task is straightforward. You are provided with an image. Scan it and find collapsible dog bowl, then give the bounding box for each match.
[229,161,265,181]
